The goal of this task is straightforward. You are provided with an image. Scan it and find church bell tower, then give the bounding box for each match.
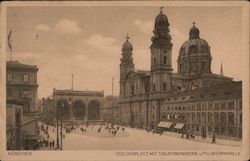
[120,34,135,98]
[150,7,173,94]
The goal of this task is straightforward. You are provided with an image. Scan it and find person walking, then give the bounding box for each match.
[212,132,216,143]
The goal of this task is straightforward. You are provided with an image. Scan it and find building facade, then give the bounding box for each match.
[160,81,242,140]
[7,61,39,113]
[52,88,104,121]
[6,60,40,149]
[118,8,240,131]
[101,96,120,124]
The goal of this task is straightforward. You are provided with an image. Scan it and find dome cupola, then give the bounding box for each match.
[154,7,170,31]
[122,34,133,52]
[151,7,172,49]
[178,23,212,76]
[189,22,200,39]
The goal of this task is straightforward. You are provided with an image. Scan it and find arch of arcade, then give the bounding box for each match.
[53,89,104,121]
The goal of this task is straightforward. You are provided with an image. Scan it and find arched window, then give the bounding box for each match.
[153,57,156,65]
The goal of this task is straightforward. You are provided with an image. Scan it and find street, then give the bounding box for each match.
[38,122,241,150]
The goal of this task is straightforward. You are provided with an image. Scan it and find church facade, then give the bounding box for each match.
[119,8,235,130]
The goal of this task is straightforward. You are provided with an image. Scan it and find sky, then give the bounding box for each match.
[6,5,243,98]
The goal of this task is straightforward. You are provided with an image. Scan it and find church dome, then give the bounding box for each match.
[122,34,133,52]
[154,7,169,30]
[178,23,212,75]
[179,23,211,57]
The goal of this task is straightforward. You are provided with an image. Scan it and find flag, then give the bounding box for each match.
[7,30,12,50]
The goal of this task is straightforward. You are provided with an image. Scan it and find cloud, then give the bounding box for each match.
[133,19,153,33]
[86,34,120,54]
[36,24,50,31]
[55,19,82,35]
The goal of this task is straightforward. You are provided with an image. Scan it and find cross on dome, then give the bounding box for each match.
[125,33,130,41]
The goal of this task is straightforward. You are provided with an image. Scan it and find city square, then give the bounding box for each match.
[37,122,240,150]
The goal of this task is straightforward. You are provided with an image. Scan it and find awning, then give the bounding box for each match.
[157,121,172,128]
[174,123,185,129]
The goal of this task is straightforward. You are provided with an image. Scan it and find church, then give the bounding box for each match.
[119,8,235,130]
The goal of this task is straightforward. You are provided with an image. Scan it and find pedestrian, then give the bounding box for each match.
[212,132,216,143]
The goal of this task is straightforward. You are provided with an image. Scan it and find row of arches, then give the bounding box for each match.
[56,99,100,120]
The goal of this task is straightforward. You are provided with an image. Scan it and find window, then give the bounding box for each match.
[197,103,201,110]
[164,56,167,64]
[152,114,154,119]
[221,102,226,109]
[24,74,29,83]
[202,113,206,123]
[228,112,234,125]
[153,84,156,91]
[131,85,135,95]
[215,102,220,110]
[153,57,156,65]
[161,115,166,119]
[201,62,206,70]
[208,102,213,110]
[228,101,234,109]
[214,112,219,124]
[220,112,226,124]
[208,113,212,124]
[228,128,234,136]
[7,74,13,82]
[196,113,201,123]
[163,82,166,91]
[192,113,195,122]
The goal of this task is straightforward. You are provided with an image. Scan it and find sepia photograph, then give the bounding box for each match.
[0,1,249,161]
